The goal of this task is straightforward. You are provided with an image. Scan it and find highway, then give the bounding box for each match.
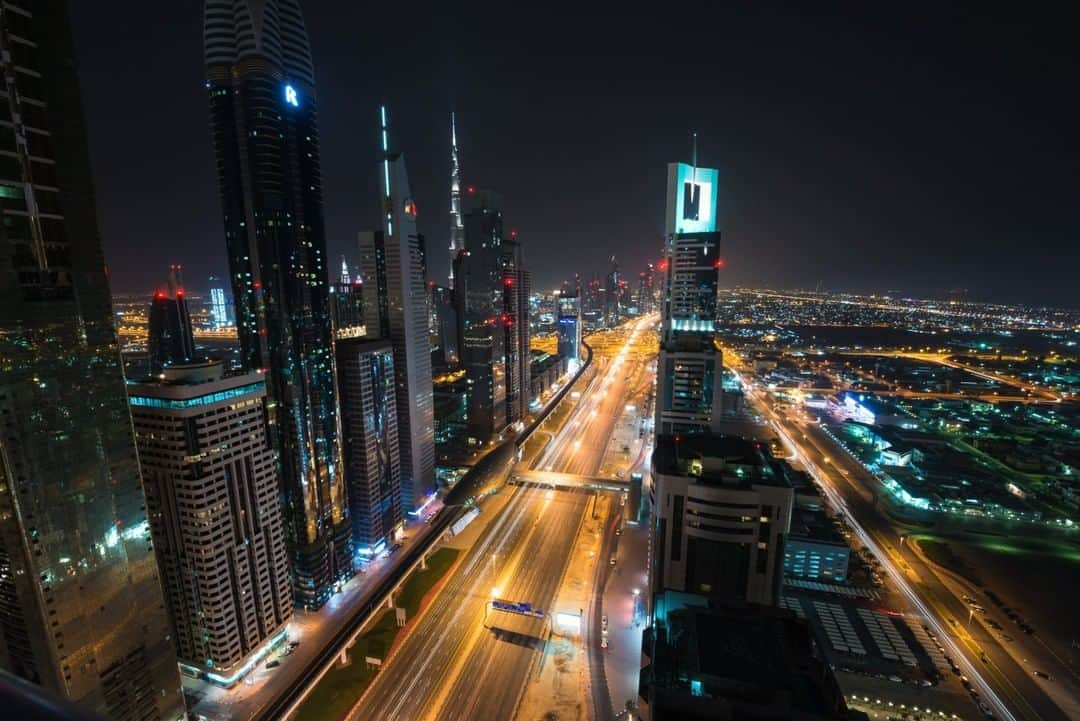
[344,317,655,721]
[730,364,1073,721]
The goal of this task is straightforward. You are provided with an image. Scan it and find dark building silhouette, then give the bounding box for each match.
[0,2,185,718]
[502,234,530,425]
[457,190,508,443]
[455,191,532,441]
[147,264,196,375]
[641,596,869,720]
[336,338,402,554]
[203,0,351,608]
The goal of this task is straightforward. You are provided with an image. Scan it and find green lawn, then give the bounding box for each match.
[292,547,460,721]
[915,537,982,585]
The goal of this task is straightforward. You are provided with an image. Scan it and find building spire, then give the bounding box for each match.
[449,110,464,281]
[691,130,698,184]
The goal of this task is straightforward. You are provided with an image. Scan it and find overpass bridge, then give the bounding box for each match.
[511,469,630,493]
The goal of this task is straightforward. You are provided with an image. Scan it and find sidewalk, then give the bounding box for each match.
[185,505,444,721]
[515,493,610,721]
[601,509,649,718]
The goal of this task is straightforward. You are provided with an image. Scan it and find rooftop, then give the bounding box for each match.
[653,434,790,488]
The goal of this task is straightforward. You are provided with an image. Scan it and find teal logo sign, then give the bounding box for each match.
[668,163,718,234]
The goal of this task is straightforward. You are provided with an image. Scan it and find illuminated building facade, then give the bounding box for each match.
[650,435,793,606]
[448,112,464,278]
[502,235,530,425]
[204,0,351,608]
[148,265,196,375]
[336,338,402,554]
[128,363,292,684]
[656,158,724,435]
[360,106,435,511]
[0,3,185,718]
[457,190,512,443]
[557,293,582,365]
[330,278,365,339]
[209,286,230,328]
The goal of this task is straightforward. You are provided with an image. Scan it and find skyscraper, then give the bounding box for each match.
[605,255,620,327]
[649,434,793,606]
[128,363,292,684]
[431,283,459,366]
[204,0,351,608]
[501,232,531,425]
[457,190,509,443]
[557,293,582,367]
[0,3,184,718]
[336,338,402,554]
[209,286,230,328]
[147,264,196,375]
[448,112,464,278]
[655,157,724,435]
[359,106,435,511]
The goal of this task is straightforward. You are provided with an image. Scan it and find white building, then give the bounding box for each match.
[650,434,793,606]
[128,362,292,684]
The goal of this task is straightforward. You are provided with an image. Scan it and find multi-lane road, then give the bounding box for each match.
[732,365,1075,721]
[342,317,654,721]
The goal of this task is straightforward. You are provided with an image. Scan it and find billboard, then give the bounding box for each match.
[666,162,718,235]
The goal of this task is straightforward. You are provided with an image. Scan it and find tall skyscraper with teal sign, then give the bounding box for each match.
[203,0,351,609]
[656,155,724,435]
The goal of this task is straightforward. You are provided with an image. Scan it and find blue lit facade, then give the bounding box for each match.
[557,293,582,365]
[783,538,850,582]
[336,338,402,554]
[204,0,350,608]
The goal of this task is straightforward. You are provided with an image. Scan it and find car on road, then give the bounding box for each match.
[1033,670,1051,680]
[601,615,608,631]
[609,554,616,566]
[265,660,280,669]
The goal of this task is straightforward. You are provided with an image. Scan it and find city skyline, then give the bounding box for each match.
[3,2,1078,721]
[69,3,1079,307]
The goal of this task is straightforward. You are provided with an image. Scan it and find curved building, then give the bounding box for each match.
[203,0,350,608]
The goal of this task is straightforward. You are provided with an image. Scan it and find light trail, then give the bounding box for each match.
[748,387,1021,721]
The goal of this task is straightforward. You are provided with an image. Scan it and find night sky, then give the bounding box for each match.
[71,3,1079,306]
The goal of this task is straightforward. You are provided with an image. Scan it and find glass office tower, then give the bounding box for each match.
[203,0,351,608]
[147,264,196,376]
[0,2,185,719]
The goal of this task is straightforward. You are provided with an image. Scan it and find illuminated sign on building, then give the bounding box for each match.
[284,84,299,107]
[665,162,718,235]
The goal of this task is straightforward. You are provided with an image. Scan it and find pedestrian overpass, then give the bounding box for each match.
[510,469,630,494]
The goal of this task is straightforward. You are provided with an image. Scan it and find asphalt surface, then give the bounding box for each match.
[346,319,653,721]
